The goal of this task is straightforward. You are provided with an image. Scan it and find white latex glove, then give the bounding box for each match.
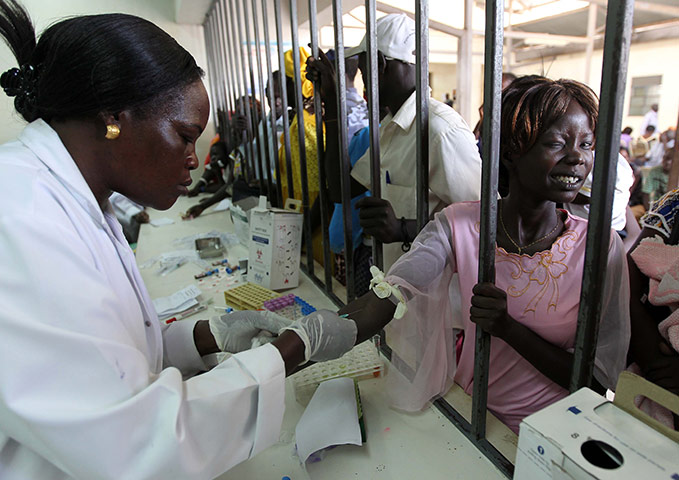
[209,310,293,353]
[279,309,357,362]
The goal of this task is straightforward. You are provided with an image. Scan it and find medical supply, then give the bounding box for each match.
[163,302,207,323]
[194,268,219,279]
[195,237,225,259]
[263,294,316,321]
[223,282,281,310]
[212,259,231,267]
[157,258,187,276]
[515,372,679,479]
[248,195,303,289]
[292,336,383,406]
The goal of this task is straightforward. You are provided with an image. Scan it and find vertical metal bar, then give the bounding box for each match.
[472,0,503,441]
[222,0,243,147]
[213,7,232,137]
[289,0,315,275]
[251,0,275,203]
[365,0,383,271]
[331,0,354,302]
[308,0,334,292]
[570,0,634,392]
[241,0,266,193]
[274,0,295,200]
[261,0,284,207]
[232,0,257,185]
[203,17,219,132]
[415,0,429,231]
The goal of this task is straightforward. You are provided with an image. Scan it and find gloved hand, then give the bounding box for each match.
[279,309,357,363]
[209,310,293,353]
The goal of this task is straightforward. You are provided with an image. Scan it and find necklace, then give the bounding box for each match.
[498,201,561,255]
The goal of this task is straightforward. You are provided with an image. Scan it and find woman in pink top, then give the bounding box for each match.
[342,75,630,433]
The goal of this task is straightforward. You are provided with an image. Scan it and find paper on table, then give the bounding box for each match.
[295,377,362,463]
[153,284,202,316]
[213,198,232,212]
[150,217,175,226]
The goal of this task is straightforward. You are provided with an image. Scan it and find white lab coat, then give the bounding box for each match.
[0,120,286,480]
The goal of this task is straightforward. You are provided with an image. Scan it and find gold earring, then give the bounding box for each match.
[105,124,120,140]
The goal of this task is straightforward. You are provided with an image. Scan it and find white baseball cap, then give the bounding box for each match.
[345,13,416,64]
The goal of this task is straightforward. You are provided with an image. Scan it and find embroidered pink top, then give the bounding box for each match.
[384,201,630,433]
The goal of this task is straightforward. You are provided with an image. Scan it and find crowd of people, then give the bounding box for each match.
[0,1,677,478]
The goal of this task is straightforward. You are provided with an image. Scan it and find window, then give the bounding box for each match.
[628,75,662,116]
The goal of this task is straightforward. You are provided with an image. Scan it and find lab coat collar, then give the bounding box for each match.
[18,119,107,227]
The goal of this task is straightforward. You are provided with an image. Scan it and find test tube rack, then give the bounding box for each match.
[223,282,280,310]
[262,294,316,321]
[292,337,384,406]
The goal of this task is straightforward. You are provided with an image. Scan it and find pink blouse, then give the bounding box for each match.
[384,201,630,433]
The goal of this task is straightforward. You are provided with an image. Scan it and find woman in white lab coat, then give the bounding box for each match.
[0,1,357,479]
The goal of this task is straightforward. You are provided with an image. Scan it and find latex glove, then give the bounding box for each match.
[209,310,293,353]
[280,309,357,363]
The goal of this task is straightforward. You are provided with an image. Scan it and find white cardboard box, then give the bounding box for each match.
[514,373,679,479]
[247,198,303,290]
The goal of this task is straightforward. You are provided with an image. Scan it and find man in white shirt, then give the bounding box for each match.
[639,103,658,135]
[307,14,482,269]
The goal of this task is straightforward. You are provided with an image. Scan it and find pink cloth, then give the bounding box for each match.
[630,236,679,350]
[385,201,630,434]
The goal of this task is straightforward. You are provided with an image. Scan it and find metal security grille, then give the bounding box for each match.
[202,1,635,476]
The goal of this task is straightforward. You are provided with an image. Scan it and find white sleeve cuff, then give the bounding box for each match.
[162,318,208,377]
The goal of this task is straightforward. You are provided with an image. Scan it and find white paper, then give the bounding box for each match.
[150,217,175,226]
[213,198,232,212]
[295,377,362,463]
[152,284,202,316]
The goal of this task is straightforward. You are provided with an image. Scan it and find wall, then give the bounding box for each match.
[0,0,215,163]
[511,38,679,134]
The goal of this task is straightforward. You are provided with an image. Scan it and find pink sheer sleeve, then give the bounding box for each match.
[592,232,631,389]
[383,210,461,411]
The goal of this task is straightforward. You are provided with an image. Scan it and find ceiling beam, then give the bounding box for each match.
[588,0,679,17]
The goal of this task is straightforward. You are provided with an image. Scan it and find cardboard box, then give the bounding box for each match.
[247,196,303,290]
[514,372,679,479]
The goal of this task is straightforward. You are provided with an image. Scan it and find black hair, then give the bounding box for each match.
[345,56,359,81]
[0,0,203,123]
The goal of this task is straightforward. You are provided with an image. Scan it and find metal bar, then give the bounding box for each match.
[332,0,355,303]
[223,0,245,153]
[213,7,232,137]
[274,0,295,200]
[251,0,275,203]
[289,0,315,276]
[570,0,634,392]
[415,0,429,232]
[472,0,503,441]
[231,0,257,185]
[203,17,219,133]
[308,0,334,293]
[241,0,266,193]
[432,399,514,478]
[261,0,283,207]
[219,0,237,136]
[365,0,383,271]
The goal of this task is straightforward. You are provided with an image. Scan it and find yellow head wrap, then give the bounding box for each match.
[284,47,314,99]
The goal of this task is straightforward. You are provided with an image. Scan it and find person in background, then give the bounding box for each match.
[325,48,370,140]
[630,125,658,162]
[444,92,454,108]
[639,103,659,135]
[620,126,633,150]
[109,191,149,244]
[0,1,357,477]
[184,137,227,197]
[644,128,674,168]
[307,13,482,270]
[333,75,630,434]
[627,188,679,428]
[641,148,673,210]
